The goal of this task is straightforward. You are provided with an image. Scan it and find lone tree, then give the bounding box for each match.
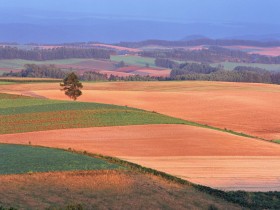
[60,72,83,101]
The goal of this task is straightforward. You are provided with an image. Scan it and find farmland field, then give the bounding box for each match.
[7,81,280,140]
[0,57,171,77]
[212,61,280,71]
[111,55,156,67]
[0,144,119,174]
[0,81,14,85]
[1,82,280,192]
[0,93,185,134]
[0,170,241,210]
[2,125,280,191]
[0,58,105,69]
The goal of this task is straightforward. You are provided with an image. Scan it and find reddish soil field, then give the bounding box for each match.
[1,125,280,191]
[132,68,171,77]
[250,47,280,57]
[57,61,170,77]
[91,43,141,53]
[38,45,63,50]
[225,45,280,57]
[1,125,280,157]
[2,81,280,191]
[123,156,280,192]
[0,68,20,72]
[56,59,116,71]
[5,81,279,140]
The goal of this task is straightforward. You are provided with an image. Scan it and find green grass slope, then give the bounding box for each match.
[111,55,156,67]
[0,144,119,175]
[0,59,101,69]
[0,93,185,134]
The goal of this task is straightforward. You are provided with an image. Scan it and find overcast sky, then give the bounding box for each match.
[1,0,279,24]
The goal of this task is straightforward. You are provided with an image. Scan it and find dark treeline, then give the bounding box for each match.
[81,71,108,81]
[0,46,112,60]
[118,39,280,48]
[3,64,67,78]
[155,58,177,69]
[170,63,280,84]
[2,64,164,82]
[171,63,220,76]
[144,47,280,64]
[3,63,280,85]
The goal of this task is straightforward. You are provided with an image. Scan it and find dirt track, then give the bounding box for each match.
[1,125,280,191]
[2,81,280,140]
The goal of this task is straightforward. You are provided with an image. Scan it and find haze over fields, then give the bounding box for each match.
[1,0,280,43]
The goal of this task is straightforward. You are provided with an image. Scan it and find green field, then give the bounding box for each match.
[0,144,119,175]
[273,140,280,144]
[0,81,14,85]
[212,62,280,72]
[111,55,156,67]
[0,58,106,69]
[0,93,185,134]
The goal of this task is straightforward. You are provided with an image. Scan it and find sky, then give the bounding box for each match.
[1,0,280,24]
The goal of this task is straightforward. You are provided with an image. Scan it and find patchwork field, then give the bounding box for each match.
[1,125,280,192]
[0,57,170,78]
[6,81,280,140]
[0,93,185,134]
[1,81,280,195]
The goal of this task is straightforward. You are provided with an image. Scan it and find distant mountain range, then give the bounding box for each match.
[0,8,280,44]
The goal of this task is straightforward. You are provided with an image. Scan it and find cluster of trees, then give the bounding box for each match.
[170,63,280,84]
[170,63,220,77]
[3,64,66,78]
[3,64,108,81]
[3,62,280,85]
[144,47,280,64]
[80,71,108,81]
[0,46,112,60]
[155,58,177,68]
[2,64,163,82]
[118,39,280,48]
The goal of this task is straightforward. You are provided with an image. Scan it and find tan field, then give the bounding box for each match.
[0,170,240,210]
[2,81,280,140]
[1,125,280,191]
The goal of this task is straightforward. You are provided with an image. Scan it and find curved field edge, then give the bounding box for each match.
[2,143,278,210]
[0,93,271,143]
[77,149,280,210]
[0,144,120,175]
[0,93,186,134]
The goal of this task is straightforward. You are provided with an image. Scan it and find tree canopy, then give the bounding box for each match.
[60,73,83,101]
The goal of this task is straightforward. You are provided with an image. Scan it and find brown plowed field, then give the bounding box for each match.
[2,81,279,140]
[1,125,280,191]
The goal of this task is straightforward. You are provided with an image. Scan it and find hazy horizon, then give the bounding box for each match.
[0,0,280,43]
